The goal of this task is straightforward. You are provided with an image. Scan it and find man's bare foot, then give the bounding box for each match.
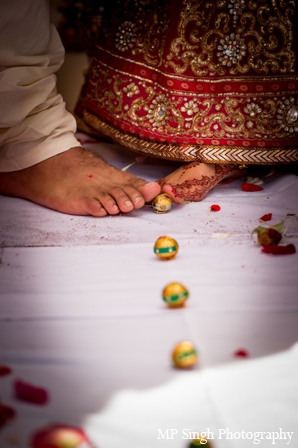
[158,162,245,203]
[0,147,161,216]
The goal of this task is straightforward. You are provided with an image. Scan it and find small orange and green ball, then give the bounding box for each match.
[172,341,198,369]
[154,236,179,260]
[162,282,189,308]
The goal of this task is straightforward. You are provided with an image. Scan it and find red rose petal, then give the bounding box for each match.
[241,183,264,192]
[218,177,233,185]
[260,213,272,222]
[234,349,249,358]
[0,365,12,376]
[261,244,296,255]
[76,137,97,144]
[31,424,90,448]
[210,204,221,212]
[14,379,49,405]
[0,403,16,429]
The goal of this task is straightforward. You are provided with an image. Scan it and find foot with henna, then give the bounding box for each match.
[158,162,246,203]
[0,146,161,216]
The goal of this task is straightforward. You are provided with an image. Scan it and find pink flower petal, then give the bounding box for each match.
[14,379,49,405]
[31,424,91,448]
[0,403,16,429]
[261,244,296,255]
[260,213,272,222]
[234,349,249,358]
[210,204,221,212]
[241,183,264,192]
[0,365,12,376]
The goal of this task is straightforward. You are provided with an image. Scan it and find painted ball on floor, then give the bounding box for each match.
[154,236,179,260]
[162,282,189,307]
[172,341,198,369]
[31,424,92,448]
[189,435,213,447]
[152,193,172,214]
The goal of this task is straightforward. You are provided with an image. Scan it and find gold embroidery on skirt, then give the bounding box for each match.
[165,0,296,76]
[94,45,298,83]
[86,58,298,142]
[79,1,298,165]
[101,0,171,67]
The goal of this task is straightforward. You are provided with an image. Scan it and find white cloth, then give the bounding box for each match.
[85,344,298,448]
[0,0,81,172]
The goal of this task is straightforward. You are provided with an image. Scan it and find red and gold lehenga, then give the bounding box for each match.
[75,0,298,166]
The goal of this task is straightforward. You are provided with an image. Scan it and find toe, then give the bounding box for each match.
[100,188,135,214]
[162,184,184,204]
[138,181,161,202]
[85,199,108,217]
[99,194,121,215]
[123,186,145,209]
[110,187,135,213]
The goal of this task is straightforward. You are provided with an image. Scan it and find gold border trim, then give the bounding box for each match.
[84,110,298,165]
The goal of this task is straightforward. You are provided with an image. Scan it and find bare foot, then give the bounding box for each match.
[0,147,161,216]
[158,162,245,203]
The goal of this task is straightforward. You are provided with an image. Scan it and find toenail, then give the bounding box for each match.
[113,204,119,210]
[144,182,155,187]
[134,196,142,203]
[124,200,133,206]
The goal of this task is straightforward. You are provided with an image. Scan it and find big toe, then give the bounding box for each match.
[139,181,161,202]
[162,184,184,204]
